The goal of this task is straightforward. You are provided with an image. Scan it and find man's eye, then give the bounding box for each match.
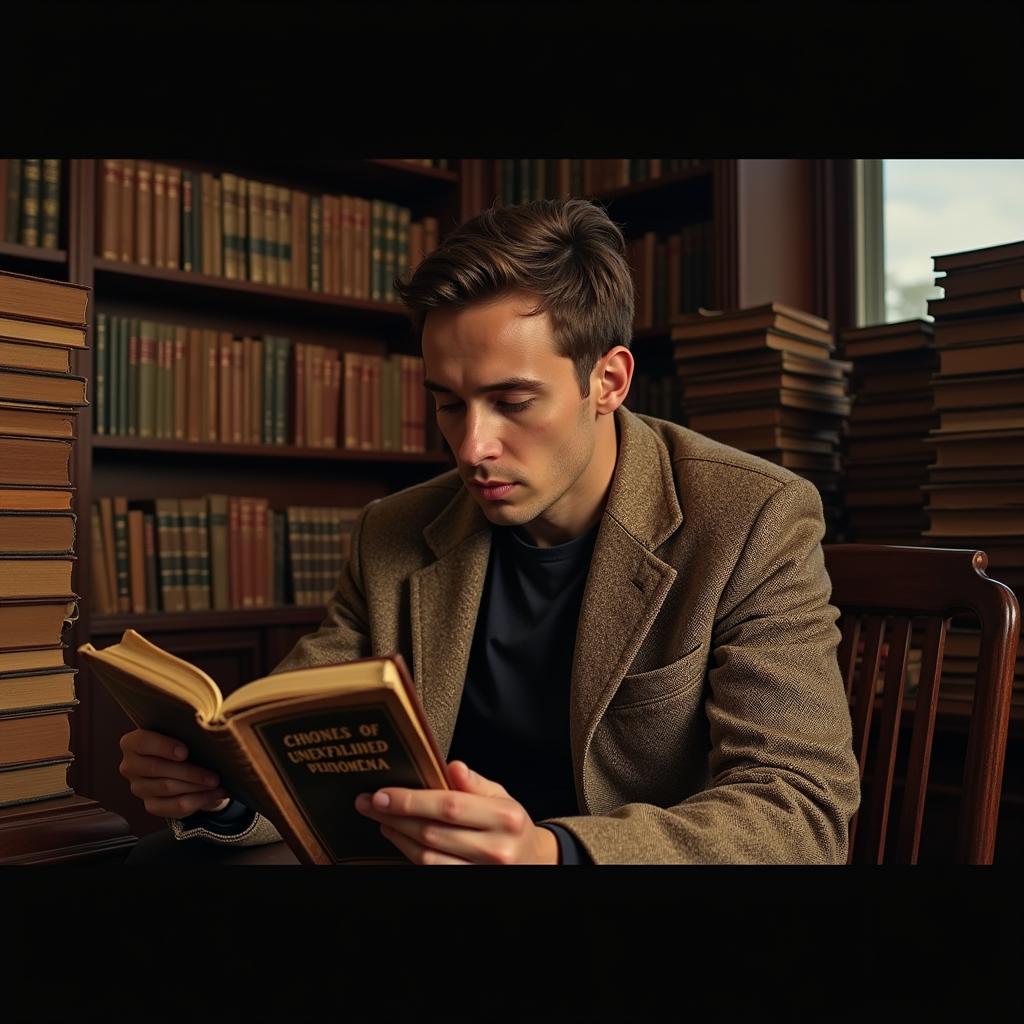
[497,399,535,413]
[437,402,463,413]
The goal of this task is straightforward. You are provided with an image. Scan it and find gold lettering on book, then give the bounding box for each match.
[286,740,390,764]
[307,758,391,774]
[283,726,352,748]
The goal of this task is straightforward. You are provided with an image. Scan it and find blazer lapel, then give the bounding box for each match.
[410,489,491,757]
[569,408,684,811]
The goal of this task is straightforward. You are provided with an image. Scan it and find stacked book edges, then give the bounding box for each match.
[671,302,851,541]
[838,319,938,544]
[921,239,1024,599]
[95,160,439,303]
[89,496,362,615]
[0,269,90,809]
[92,314,435,453]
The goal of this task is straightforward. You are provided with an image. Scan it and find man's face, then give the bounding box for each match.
[421,292,605,539]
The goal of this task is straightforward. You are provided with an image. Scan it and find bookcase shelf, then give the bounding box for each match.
[93,258,413,327]
[0,239,67,267]
[591,161,713,203]
[92,436,453,464]
[89,605,326,635]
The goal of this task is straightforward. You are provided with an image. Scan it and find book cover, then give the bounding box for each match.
[79,631,450,864]
[20,159,41,247]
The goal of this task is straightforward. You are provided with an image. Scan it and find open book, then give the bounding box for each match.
[78,630,450,865]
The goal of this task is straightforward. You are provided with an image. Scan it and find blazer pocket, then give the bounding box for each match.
[610,644,708,711]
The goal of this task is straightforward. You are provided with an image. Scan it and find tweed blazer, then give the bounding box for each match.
[175,406,861,862]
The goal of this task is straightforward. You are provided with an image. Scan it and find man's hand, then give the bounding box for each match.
[119,729,230,820]
[354,760,559,865]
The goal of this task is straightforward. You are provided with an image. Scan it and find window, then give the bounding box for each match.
[858,160,1024,327]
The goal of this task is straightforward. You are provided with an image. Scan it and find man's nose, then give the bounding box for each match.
[457,409,502,465]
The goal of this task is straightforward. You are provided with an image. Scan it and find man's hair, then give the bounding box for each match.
[394,198,634,396]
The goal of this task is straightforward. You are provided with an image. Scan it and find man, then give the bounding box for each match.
[119,198,860,864]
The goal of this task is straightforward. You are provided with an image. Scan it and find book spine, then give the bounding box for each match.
[221,172,238,279]
[279,186,290,287]
[264,182,277,286]
[274,337,289,445]
[294,342,305,448]
[228,496,240,608]
[207,494,230,611]
[152,164,166,268]
[118,159,135,262]
[273,510,285,605]
[134,161,152,266]
[253,498,268,608]
[90,505,113,614]
[241,337,252,445]
[94,312,107,436]
[181,171,194,272]
[200,172,214,275]
[115,316,127,436]
[263,335,275,445]
[248,180,264,283]
[174,325,187,440]
[383,202,398,302]
[239,496,254,608]
[143,511,159,611]
[308,195,321,291]
[218,333,232,443]
[112,496,131,612]
[289,189,303,289]
[251,338,264,446]
[127,319,139,437]
[232,340,244,444]
[370,200,384,301]
[340,195,353,297]
[321,195,334,295]
[20,158,41,247]
[186,327,201,443]
[204,330,218,442]
[165,166,180,269]
[40,159,60,250]
[212,175,223,277]
[345,352,359,451]
[138,321,156,439]
[127,508,146,613]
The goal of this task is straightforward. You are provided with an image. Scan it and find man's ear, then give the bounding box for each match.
[592,346,634,415]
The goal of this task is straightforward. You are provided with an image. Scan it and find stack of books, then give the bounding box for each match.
[922,239,1024,592]
[89,494,361,615]
[671,302,852,542]
[837,319,939,543]
[922,239,1024,712]
[0,269,90,809]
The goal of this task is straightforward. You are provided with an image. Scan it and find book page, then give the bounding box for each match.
[220,658,396,718]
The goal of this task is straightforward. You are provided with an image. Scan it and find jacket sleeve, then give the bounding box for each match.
[544,477,862,864]
[166,502,377,847]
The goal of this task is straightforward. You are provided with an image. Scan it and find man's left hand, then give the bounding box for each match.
[354,760,559,865]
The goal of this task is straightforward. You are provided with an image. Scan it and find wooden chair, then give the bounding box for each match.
[822,544,1020,864]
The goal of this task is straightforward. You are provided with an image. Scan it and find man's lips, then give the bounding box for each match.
[469,480,519,499]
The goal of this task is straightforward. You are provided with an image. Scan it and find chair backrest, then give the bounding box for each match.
[822,544,1020,864]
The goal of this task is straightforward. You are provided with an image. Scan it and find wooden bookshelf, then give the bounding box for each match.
[0,239,68,264]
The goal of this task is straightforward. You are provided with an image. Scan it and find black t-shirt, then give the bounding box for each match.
[447,522,599,862]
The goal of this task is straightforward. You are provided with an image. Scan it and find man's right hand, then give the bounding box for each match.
[119,729,230,820]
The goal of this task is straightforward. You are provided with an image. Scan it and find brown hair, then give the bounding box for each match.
[394,198,634,396]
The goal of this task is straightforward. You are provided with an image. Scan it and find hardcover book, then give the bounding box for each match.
[78,631,451,865]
